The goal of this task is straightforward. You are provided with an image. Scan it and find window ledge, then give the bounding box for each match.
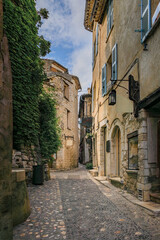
[126,169,138,174]
[106,24,114,44]
[64,96,69,101]
[142,16,160,43]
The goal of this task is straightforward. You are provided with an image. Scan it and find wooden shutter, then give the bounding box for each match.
[92,86,94,112]
[141,0,151,42]
[112,43,118,81]
[102,64,107,96]
[107,2,110,36]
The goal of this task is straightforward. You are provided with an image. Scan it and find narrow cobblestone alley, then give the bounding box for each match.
[13,166,160,240]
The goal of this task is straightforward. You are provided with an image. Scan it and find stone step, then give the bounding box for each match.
[109,177,124,189]
[89,169,98,177]
[151,183,160,193]
[150,192,160,204]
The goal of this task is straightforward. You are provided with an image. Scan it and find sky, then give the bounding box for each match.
[36,0,92,94]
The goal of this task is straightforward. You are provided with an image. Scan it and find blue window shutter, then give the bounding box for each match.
[115,43,118,80]
[110,0,113,28]
[92,86,94,112]
[102,64,107,96]
[141,0,151,42]
[107,3,110,37]
[92,44,94,70]
[112,44,118,81]
[96,24,99,55]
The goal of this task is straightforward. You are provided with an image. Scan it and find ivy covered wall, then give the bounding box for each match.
[3,0,45,149]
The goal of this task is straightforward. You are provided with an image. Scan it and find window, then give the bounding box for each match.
[67,110,71,130]
[112,43,118,81]
[141,0,151,42]
[107,0,113,37]
[64,82,69,100]
[92,40,96,70]
[93,82,96,108]
[102,64,107,96]
[92,86,94,112]
[96,24,99,55]
[128,131,138,170]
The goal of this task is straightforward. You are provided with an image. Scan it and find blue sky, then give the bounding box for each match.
[36,0,92,93]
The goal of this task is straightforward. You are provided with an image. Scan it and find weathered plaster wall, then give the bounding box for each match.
[91,0,160,200]
[0,0,13,238]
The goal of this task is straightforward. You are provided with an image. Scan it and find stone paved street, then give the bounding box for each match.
[13,166,160,240]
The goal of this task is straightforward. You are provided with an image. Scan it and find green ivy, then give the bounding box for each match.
[39,90,61,160]
[3,0,46,149]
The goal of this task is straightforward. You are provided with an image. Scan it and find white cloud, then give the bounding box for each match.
[36,0,92,91]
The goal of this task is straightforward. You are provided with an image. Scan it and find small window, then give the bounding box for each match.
[64,83,69,100]
[128,131,138,170]
[141,0,151,42]
[67,110,71,130]
[102,64,107,96]
[107,0,114,37]
[112,43,118,82]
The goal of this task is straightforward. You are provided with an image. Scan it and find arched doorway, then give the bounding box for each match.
[111,126,121,176]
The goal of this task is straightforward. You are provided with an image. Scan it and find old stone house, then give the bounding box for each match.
[84,0,160,202]
[43,59,81,170]
[79,89,92,164]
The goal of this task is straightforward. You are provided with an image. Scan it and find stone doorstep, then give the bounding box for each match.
[89,169,98,177]
[94,176,107,181]
[150,193,160,204]
[94,177,160,216]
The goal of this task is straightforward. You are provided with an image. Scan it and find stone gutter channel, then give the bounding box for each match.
[88,174,160,216]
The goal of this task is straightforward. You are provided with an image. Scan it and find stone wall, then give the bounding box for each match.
[43,59,81,170]
[12,170,31,226]
[12,147,37,183]
[0,0,13,238]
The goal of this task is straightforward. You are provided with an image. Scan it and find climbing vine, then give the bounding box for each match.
[3,0,50,149]
[39,90,61,160]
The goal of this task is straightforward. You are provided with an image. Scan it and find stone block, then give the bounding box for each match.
[137,182,151,191]
[143,168,150,176]
[12,169,25,182]
[138,127,147,134]
[141,176,149,184]
[138,149,148,160]
[138,141,147,149]
[138,133,147,141]
[143,190,150,201]
[22,155,29,161]
[143,160,149,169]
[15,152,21,156]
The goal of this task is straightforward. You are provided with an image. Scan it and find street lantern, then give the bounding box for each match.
[109,90,116,105]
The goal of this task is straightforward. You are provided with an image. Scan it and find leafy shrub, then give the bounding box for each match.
[86,163,93,170]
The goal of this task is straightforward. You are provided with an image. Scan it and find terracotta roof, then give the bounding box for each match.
[84,0,107,31]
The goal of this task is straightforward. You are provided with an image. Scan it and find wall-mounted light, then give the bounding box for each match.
[109,90,116,105]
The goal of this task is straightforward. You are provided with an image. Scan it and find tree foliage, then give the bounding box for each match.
[3,0,51,150]
[39,90,61,160]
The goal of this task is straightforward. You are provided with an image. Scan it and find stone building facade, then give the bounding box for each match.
[0,0,13,238]
[84,0,160,201]
[79,89,92,164]
[43,59,81,170]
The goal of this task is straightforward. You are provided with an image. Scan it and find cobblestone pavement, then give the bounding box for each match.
[13,166,160,240]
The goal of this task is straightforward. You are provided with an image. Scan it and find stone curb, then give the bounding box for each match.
[88,172,160,216]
